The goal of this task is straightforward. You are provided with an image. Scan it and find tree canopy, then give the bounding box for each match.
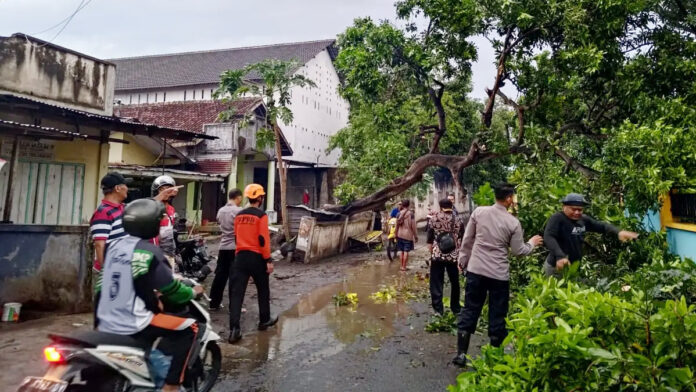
[328,0,696,219]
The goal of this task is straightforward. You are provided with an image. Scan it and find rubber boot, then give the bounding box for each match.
[452,331,471,367]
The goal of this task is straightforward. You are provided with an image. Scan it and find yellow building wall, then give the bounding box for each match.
[53,138,106,223]
[108,132,158,166]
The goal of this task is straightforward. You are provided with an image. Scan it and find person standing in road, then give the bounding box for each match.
[390,201,402,219]
[90,172,132,280]
[151,175,180,262]
[544,193,639,277]
[427,198,463,315]
[208,188,244,311]
[228,184,278,343]
[447,192,459,217]
[453,183,543,367]
[396,199,418,272]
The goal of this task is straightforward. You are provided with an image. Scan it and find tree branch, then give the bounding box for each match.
[495,90,527,146]
[427,84,447,154]
[554,148,599,179]
[327,142,490,214]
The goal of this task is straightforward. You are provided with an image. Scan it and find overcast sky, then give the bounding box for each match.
[0,0,510,100]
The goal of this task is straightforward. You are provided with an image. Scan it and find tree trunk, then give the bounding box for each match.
[273,124,291,241]
[326,142,495,215]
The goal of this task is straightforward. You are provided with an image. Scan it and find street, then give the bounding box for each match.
[0,241,484,392]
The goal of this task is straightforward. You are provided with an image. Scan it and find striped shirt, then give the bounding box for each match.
[90,199,127,271]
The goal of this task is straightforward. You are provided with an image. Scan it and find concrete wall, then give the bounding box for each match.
[0,224,92,312]
[667,228,696,261]
[280,49,348,167]
[0,35,115,115]
[412,181,470,225]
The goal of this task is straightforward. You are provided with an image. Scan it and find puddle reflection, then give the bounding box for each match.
[228,262,421,371]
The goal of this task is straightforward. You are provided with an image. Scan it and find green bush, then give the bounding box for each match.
[449,275,696,392]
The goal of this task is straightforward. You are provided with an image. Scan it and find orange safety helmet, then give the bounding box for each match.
[244,183,266,199]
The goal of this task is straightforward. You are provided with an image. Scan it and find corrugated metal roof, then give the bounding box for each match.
[0,94,216,141]
[111,40,335,91]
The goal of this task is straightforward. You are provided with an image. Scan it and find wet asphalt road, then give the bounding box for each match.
[210,248,485,392]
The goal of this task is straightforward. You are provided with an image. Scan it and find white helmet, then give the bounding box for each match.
[151,175,176,196]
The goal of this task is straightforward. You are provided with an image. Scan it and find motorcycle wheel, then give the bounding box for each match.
[191,342,221,392]
[386,238,397,262]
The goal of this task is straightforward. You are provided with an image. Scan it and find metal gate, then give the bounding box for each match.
[0,160,85,224]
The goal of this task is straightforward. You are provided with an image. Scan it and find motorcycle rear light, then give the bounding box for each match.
[44,346,64,363]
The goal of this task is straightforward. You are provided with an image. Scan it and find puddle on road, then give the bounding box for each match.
[224,261,426,375]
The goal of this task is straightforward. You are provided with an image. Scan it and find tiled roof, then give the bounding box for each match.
[115,98,263,134]
[110,39,335,91]
[197,159,233,175]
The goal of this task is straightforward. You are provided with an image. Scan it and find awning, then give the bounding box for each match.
[109,164,225,182]
[0,94,216,141]
[0,119,128,144]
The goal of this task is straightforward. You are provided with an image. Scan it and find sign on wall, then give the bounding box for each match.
[0,138,56,161]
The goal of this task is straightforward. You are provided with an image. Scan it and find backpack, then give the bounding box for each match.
[437,214,457,254]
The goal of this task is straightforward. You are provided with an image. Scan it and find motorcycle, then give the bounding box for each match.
[175,233,213,281]
[17,280,221,392]
[173,219,213,281]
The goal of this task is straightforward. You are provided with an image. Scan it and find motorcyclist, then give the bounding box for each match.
[151,175,179,261]
[96,198,203,392]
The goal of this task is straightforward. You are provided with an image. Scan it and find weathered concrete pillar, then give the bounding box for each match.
[319,169,329,208]
[227,155,239,193]
[266,160,277,223]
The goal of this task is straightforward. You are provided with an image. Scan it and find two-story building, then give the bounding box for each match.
[110,40,349,214]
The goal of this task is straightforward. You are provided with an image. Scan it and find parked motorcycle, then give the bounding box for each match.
[17,280,221,392]
[175,233,213,281]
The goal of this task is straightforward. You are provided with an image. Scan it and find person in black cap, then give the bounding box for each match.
[90,172,133,276]
[543,193,639,276]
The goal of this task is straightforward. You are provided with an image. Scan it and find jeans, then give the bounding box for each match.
[134,322,197,385]
[229,251,271,330]
[429,259,461,314]
[209,249,235,308]
[457,271,510,346]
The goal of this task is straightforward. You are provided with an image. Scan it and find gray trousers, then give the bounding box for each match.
[544,262,561,278]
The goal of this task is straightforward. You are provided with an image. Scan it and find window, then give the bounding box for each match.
[210,89,214,98]
[163,92,167,102]
[201,89,205,99]
[671,192,696,223]
[138,94,141,104]
[0,161,85,225]
[193,90,196,100]
[155,93,158,102]
[129,95,132,104]
[184,90,187,101]
[146,93,149,103]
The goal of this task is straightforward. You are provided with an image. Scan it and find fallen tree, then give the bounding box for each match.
[327,0,696,217]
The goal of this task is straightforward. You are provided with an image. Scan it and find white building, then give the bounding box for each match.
[110,40,349,208]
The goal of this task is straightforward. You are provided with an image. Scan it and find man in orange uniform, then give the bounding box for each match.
[228,184,278,343]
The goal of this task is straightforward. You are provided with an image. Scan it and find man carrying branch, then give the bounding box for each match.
[544,193,639,277]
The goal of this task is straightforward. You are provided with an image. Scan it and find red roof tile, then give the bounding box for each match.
[197,159,233,175]
[115,98,262,134]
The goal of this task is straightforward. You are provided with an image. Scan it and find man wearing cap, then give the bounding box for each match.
[90,172,133,277]
[228,183,278,344]
[544,193,639,276]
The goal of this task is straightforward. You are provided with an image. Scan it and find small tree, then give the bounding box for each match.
[215,59,316,240]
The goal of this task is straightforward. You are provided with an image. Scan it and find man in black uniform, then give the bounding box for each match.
[544,193,639,276]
